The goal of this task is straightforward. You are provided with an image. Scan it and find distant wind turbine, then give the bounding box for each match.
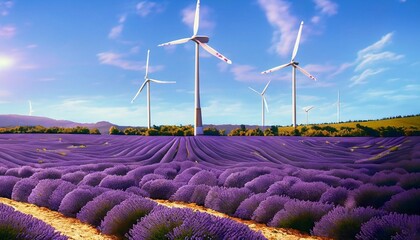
[337,90,340,123]
[158,0,232,136]
[261,21,316,128]
[28,100,34,116]
[249,80,271,129]
[303,106,314,125]
[131,50,175,129]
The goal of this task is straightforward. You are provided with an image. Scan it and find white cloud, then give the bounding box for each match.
[136,1,163,17]
[181,4,215,32]
[0,25,15,38]
[313,0,338,16]
[257,0,298,57]
[97,52,144,71]
[356,32,393,61]
[350,68,386,87]
[230,64,278,82]
[0,1,13,16]
[108,24,123,39]
[355,51,403,71]
[311,16,321,24]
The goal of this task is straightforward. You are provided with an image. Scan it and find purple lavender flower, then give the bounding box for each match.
[99,175,136,190]
[48,181,77,211]
[188,170,218,186]
[141,179,180,200]
[252,195,291,223]
[383,188,420,215]
[320,186,349,206]
[0,176,21,198]
[30,168,62,180]
[125,186,150,197]
[234,193,269,219]
[61,171,86,184]
[103,164,129,176]
[268,199,334,234]
[399,173,420,189]
[80,163,114,172]
[154,167,178,179]
[244,174,283,193]
[287,181,330,201]
[223,167,271,188]
[312,206,386,239]
[58,187,105,217]
[127,206,191,240]
[100,196,157,237]
[356,213,420,240]
[371,171,401,186]
[340,178,364,190]
[0,203,67,240]
[28,179,63,208]
[138,173,165,187]
[11,178,39,202]
[205,187,251,215]
[352,184,403,208]
[78,172,107,186]
[77,190,133,226]
[17,166,36,178]
[266,176,300,196]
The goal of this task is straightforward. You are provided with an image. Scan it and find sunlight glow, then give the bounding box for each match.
[0,56,14,69]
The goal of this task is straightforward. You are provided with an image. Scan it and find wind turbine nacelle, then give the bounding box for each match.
[293,61,299,65]
[192,36,209,43]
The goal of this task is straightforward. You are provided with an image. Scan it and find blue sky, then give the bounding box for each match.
[0,0,419,127]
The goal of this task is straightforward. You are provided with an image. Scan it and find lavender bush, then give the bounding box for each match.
[48,181,77,210]
[223,167,271,188]
[27,179,62,207]
[244,174,283,193]
[312,206,386,239]
[356,213,420,240]
[30,169,62,180]
[188,170,218,186]
[99,175,136,190]
[11,178,39,202]
[77,190,133,226]
[287,181,330,201]
[103,164,129,175]
[268,200,334,234]
[141,179,180,200]
[234,193,269,219]
[383,189,420,215]
[0,203,67,240]
[100,196,157,237]
[399,173,420,189]
[352,184,403,208]
[59,187,106,217]
[252,195,291,223]
[205,187,251,215]
[0,176,21,198]
[320,187,349,206]
[78,172,107,186]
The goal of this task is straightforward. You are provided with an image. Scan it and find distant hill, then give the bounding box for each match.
[0,115,115,134]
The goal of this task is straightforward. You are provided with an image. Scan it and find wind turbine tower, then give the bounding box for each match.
[249,80,271,129]
[158,0,232,135]
[131,50,175,129]
[28,100,34,116]
[303,106,314,125]
[261,21,316,128]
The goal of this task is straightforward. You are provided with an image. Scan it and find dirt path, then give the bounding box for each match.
[0,197,325,240]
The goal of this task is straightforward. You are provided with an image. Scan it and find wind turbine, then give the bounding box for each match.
[261,21,316,128]
[249,80,271,129]
[303,106,314,125]
[28,100,34,116]
[158,0,232,136]
[131,50,175,129]
[337,90,340,123]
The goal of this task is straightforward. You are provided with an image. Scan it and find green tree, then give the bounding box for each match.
[109,126,122,135]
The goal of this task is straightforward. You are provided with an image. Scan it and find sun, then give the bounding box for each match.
[0,55,14,69]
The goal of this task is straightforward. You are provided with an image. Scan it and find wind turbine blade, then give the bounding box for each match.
[198,42,232,64]
[295,65,317,81]
[158,38,191,46]
[261,80,271,95]
[248,87,260,95]
[149,79,176,84]
[145,49,150,79]
[291,21,304,62]
[193,0,200,36]
[131,80,148,103]
[263,96,269,113]
[261,63,291,74]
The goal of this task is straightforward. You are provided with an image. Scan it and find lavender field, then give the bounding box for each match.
[1,134,420,239]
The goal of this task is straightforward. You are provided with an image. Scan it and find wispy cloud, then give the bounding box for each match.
[181,4,214,32]
[136,1,164,17]
[350,68,386,87]
[108,14,126,39]
[257,0,298,57]
[348,32,403,87]
[97,52,144,71]
[0,25,15,38]
[0,1,13,16]
[313,0,338,16]
[230,64,276,82]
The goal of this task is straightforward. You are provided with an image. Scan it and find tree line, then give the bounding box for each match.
[0,125,100,134]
